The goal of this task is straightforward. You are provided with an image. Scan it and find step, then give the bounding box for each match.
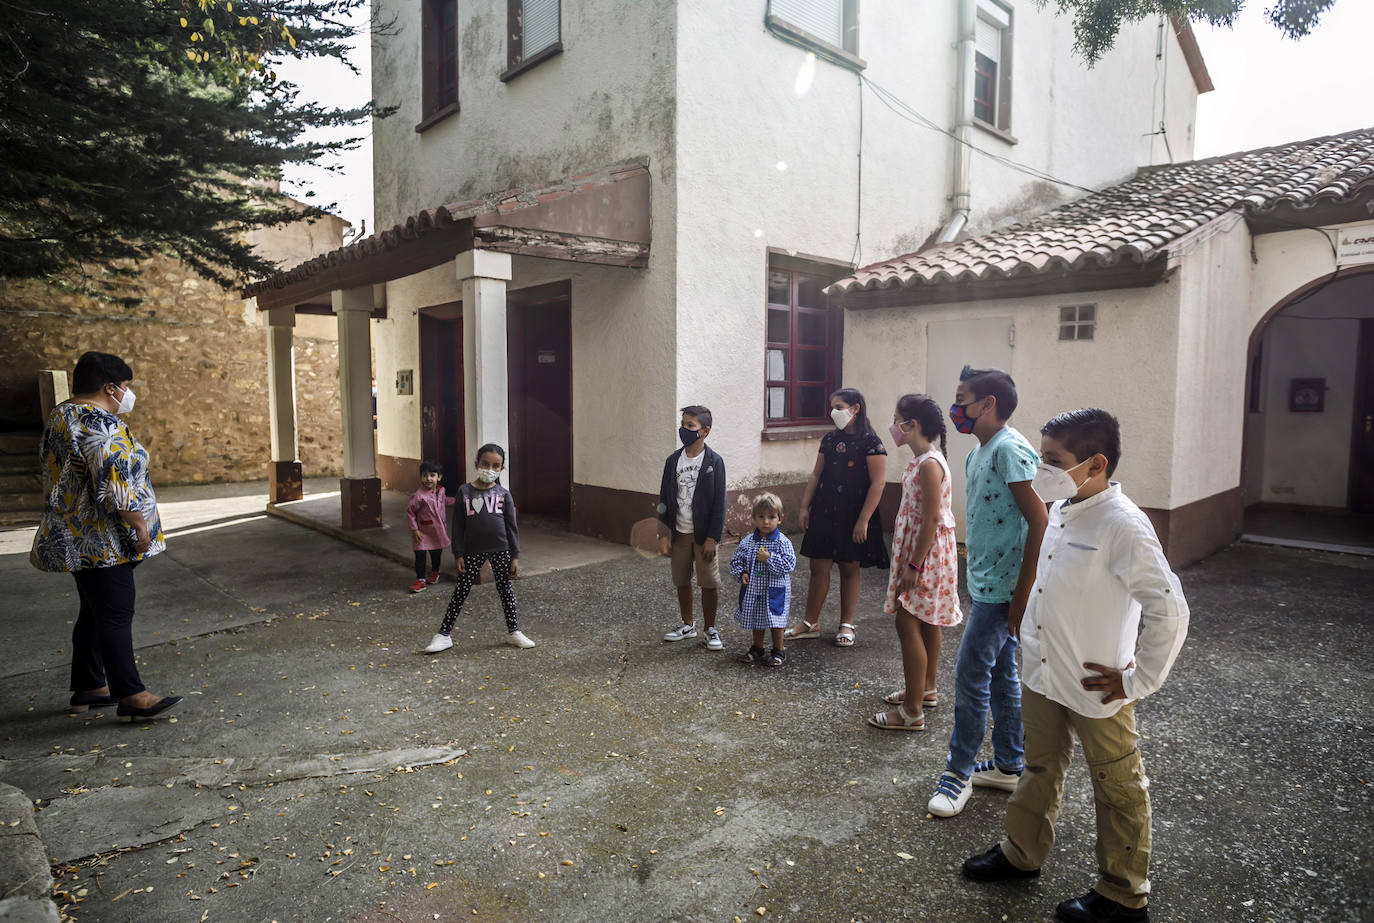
[0,510,40,527]
[0,455,38,475]
[0,492,45,513]
[0,433,41,456]
[0,473,41,493]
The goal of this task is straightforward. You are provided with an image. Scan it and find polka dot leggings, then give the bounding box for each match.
[439,550,519,635]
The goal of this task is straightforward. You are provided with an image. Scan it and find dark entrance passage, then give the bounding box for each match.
[507,283,572,519]
[1351,318,1374,513]
[419,306,465,495]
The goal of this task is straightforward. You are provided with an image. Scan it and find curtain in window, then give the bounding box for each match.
[522,0,560,57]
[771,0,843,48]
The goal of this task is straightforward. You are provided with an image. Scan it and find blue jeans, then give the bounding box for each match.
[946,599,1024,778]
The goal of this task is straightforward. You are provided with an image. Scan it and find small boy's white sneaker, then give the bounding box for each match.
[971,759,1023,791]
[663,623,697,642]
[703,627,724,651]
[928,771,973,818]
[423,633,453,654]
[507,630,536,649]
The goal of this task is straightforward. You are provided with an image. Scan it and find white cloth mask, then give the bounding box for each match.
[1031,459,1090,503]
[830,407,854,429]
[475,468,499,483]
[113,386,136,415]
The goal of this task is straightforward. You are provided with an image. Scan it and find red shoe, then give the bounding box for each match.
[408,579,427,593]
[425,571,440,585]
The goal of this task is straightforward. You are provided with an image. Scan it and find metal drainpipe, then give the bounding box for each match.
[937,0,976,244]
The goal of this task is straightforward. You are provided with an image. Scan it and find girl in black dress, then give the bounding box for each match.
[789,388,890,646]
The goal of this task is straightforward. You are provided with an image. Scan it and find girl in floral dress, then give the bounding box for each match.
[869,393,963,731]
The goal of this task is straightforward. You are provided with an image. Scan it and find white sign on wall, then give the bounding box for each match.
[1336,224,1374,266]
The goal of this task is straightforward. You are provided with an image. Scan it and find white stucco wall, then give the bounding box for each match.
[671,0,1201,493]
[842,281,1182,534]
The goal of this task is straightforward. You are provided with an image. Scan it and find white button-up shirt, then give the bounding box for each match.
[1020,483,1189,719]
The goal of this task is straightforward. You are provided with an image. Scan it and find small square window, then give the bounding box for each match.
[1058,304,1096,341]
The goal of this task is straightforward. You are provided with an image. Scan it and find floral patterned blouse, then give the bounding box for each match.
[30,402,165,572]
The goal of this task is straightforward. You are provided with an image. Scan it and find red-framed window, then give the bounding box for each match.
[973,51,997,125]
[765,265,841,425]
[419,0,460,128]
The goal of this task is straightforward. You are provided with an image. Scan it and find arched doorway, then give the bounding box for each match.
[1242,268,1374,549]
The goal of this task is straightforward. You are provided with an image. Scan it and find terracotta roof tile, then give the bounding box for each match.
[832,127,1374,298]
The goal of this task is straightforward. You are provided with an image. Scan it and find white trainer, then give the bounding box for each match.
[704,627,724,651]
[663,623,697,642]
[928,771,973,818]
[971,759,1023,792]
[507,630,536,649]
[423,633,453,654]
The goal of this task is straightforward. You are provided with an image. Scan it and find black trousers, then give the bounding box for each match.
[70,563,146,697]
[414,549,443,579]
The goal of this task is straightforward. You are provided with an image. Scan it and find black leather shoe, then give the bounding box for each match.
[69,691,119,711]
[962,844,1040,881]
[116,696,183,723]
[1056,890,1149,922]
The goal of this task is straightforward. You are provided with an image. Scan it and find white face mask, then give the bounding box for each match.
[475,467,499,484]
[112,385,136,415]
[1031,458,1090,504]
[830,407,854,429]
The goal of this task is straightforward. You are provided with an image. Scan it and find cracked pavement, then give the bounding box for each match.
[2,505,1372,922]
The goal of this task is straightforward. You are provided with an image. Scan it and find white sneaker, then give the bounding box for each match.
[703,627,724,651]
[928,771,972,818]
[663,623,697,642]
[507,630,535,649]
[971,759,1023,792]
[423,633,453,654]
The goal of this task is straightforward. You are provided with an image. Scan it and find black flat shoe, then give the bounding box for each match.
[1056,891,1149,922]
[116,696,183,723]
[962,844,1040,881]
[69,691,119,711]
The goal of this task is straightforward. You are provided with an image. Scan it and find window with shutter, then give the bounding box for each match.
[765,0,859,61]
[417,0,460,131]
[973,0,1013,133]
[504,0,563,80]
[771,0,843,48]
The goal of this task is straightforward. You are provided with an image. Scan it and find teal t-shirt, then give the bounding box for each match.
[964,426,1039,603]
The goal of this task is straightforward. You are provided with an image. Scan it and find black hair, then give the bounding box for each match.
[830,387,876,437]
[895,393,947,459]
[1040,408,1122,477]
[474,443,506,468]
[419,459,443,477]
[72,351,133,395]
[959,365,1018,420]
[680,405,713,430]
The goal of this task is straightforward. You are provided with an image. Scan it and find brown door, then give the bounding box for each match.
[507,284,572,518]
[419,309,465,495]
[1350,318,1374,513]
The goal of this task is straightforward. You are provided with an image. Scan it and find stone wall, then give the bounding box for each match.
[0,255,346,486]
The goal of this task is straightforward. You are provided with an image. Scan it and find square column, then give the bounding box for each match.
[332,287,381,529]
[457,250,513,486]
[264,305,303,502]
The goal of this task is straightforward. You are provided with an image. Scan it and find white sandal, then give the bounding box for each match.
[784,619,821,640]
[884,689,939,708]
[834,623,856,647]
[868,702,926,732]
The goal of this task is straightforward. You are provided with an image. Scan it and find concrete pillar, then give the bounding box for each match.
[456,250,513,485]
[332,287,381,529]
[264,305,303,502]
[37,370,70,419]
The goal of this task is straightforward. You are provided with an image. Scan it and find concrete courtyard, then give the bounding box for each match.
[1,489,1371,922]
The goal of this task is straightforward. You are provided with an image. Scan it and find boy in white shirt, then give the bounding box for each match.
[962,408,1189,923]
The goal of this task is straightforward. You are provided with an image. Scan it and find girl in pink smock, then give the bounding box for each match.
[869,394,964,732]
[406,460,456,593]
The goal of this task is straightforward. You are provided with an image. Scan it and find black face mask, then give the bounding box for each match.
[679,426,700,447]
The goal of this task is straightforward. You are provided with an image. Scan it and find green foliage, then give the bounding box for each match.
[0,0,387,300]
[1034,0,1336,63]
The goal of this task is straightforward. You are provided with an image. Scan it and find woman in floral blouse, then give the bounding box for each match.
[30,352,181,722]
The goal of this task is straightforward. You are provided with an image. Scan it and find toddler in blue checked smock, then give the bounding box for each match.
[730,493,797,667]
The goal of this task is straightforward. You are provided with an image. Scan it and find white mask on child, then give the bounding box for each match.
[1031,459,1090,503]
[830,407,854,429]
[475,468,499,483]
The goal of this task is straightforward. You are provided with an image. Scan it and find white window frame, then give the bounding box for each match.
[765,0,863,69]
[973,0,1013,136]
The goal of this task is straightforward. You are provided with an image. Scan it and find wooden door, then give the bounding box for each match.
[1350,318,1374,513]
[419,310,465,495]
[507,286,572,518]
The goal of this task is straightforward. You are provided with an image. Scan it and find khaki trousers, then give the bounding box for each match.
[1001,686,1152,909]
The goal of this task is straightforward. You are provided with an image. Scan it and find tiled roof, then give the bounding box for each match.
[244,160,648,298]
[829,128,1374,298]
